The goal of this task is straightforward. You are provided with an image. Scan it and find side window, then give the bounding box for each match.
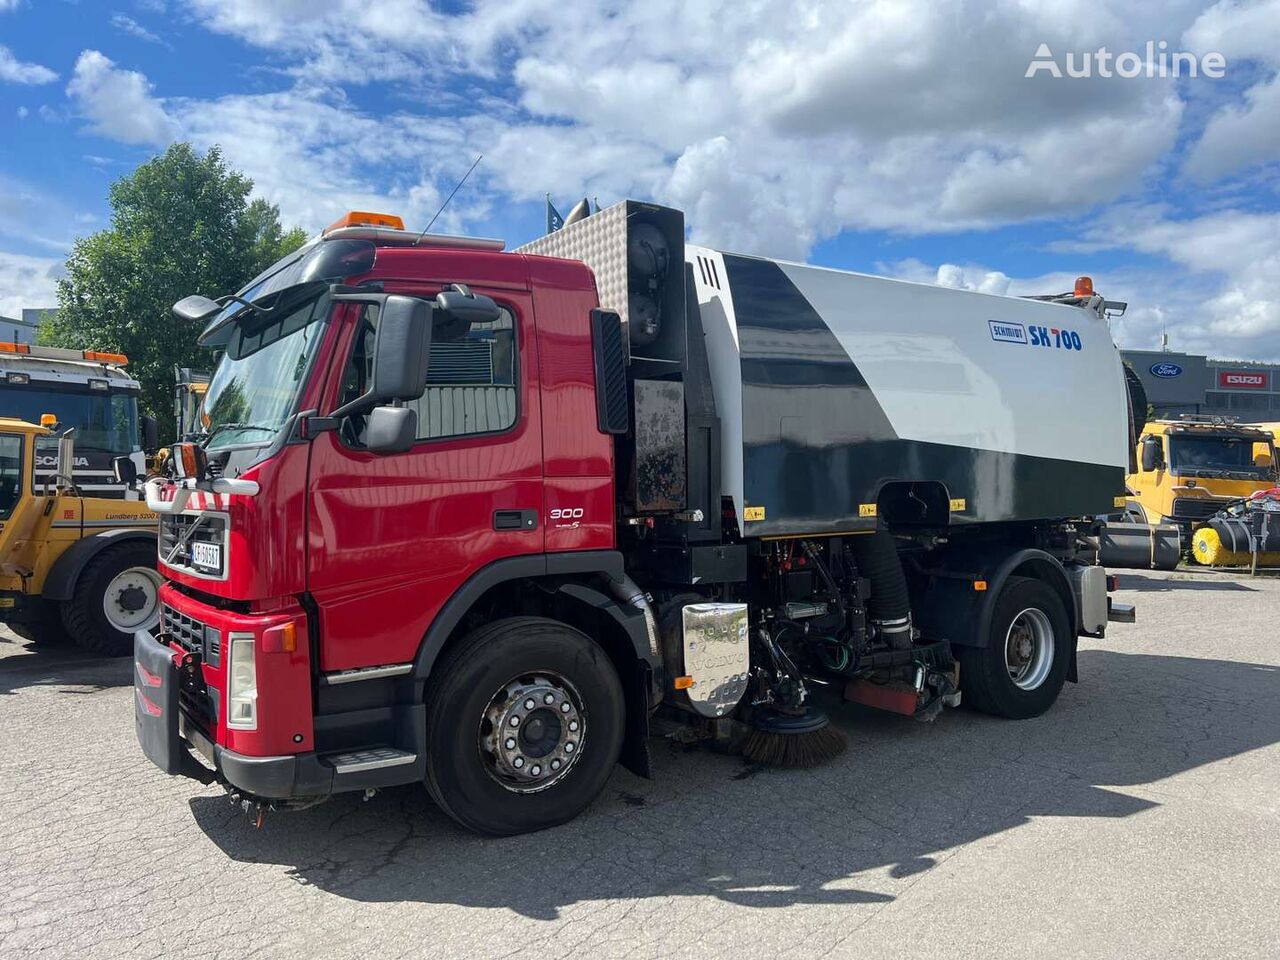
[340,302,518,446]
[0,435,22,520]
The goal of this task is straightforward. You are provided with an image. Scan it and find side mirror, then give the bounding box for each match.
[142,415,159,454]
[172,295,223,323]
[330,293,433,418]
[436,285,500,339]
[112,456,139,486]
[1140,436,1163,472]
[366,405,417,454]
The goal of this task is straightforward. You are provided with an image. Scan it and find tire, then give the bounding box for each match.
[424,616,626,836]
[60,541,162,657]
[957,576,1071,720]
[9,600,70,646]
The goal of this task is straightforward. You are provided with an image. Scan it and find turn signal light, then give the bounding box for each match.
[171,441,208,481]
[1074,276,1095,297]
[973,580,988,592]
[0,342,30,354]
[673,675,694,690]
[326,210,405,232]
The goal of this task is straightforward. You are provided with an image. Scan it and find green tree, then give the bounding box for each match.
[41,143,308,439]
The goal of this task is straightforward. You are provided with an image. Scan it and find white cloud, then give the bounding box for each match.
[0,250,63,320]
[66,50,175,145]
[0,45,57,84]
[1182,0,1280,180]
[16,105,27,119]
[111,14,169,47]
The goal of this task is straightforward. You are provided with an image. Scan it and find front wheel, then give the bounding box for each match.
[424,617,625,836]
[61,541,162,656]
[957,576,1071,719]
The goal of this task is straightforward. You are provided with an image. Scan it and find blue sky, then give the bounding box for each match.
[2,0,1279,358]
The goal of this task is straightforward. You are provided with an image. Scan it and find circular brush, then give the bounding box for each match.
[740,709,848,768]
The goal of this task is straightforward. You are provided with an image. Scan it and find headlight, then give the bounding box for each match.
[226,633,257,729]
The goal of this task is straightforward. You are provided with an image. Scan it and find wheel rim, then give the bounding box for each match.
[1004,607,1055,691]
[102,566,162,632]
[479,672,586,794]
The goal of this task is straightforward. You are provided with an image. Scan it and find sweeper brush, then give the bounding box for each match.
[740,710,848,768]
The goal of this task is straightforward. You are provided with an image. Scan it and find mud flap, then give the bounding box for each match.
[619,663,653,779]
[1066,634,1079,684]
[134,630,182,774]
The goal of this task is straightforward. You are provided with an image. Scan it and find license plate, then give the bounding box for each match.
[191,542,221,573]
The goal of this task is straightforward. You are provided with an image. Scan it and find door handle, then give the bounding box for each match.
[493,509,538,531]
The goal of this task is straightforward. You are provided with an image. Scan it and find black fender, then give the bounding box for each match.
[410,550,658,777]
[914,546,1080,678]
[42,528,157,602]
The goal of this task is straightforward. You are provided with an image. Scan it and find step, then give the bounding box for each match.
[320,746,418,774]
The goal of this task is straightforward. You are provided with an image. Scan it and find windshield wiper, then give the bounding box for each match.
[202,422,277,445]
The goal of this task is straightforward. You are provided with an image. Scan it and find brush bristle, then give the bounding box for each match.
[740,723,848,768]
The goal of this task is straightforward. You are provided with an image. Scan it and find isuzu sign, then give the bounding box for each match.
[1218,370,1269,389]
[1150,361,1183,378]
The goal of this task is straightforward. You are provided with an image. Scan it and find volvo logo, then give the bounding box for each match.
[1150,361,1183,378]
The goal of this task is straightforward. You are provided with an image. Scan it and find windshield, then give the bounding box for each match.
[202,293,329,451]
[0,387,138,454]
[1168,434,1278,480]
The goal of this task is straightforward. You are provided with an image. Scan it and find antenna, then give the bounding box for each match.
[418,154,483,242]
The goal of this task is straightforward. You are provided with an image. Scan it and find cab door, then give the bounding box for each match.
[305,289,543,672]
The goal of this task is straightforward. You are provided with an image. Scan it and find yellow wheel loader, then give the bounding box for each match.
[0,417,157,655]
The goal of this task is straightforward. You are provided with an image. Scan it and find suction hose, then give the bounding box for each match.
[849,530,914,650]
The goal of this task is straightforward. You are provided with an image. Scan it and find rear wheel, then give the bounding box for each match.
[424,616,625,836]
[958,576,1071,719]
[61,541,162,656]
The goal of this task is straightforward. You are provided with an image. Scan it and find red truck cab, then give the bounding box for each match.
[137,215,661,833]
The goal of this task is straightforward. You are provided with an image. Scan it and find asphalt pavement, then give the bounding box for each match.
[1,568,1277,960]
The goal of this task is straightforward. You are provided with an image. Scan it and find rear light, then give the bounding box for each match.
[0,342,30,354]
[226,633,258,730]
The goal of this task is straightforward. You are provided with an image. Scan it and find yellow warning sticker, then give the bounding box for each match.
[858,503,877,517]
[1113,495,1128,508]
[0,597,14,608]
[949,498,966,512]
[744,506,766,521]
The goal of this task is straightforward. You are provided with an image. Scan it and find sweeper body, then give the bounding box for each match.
[133,203,1134,836]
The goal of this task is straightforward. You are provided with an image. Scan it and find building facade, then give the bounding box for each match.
[1122,349,1280,421]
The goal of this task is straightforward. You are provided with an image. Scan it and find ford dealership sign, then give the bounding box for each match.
[1150,361,1183,378]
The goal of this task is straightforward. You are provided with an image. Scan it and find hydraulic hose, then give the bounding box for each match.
[607,572,660,658]
[849,530,914,650]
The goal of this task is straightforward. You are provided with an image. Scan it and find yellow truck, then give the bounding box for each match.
[1125,416,1278,547]
[0,417,159,654]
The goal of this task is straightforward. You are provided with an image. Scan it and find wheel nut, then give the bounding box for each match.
[568,720,579,732]
[513,756,524,768]
[504,738,516,750]
[564,742,575,754]
[530,765,542,776]
[508,716,520,727]
[560,702,571,713]
[550,759,561,770]
[544,693,555,704]
[524,698,536,710]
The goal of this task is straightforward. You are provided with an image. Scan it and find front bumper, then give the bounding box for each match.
[133,629,332,798]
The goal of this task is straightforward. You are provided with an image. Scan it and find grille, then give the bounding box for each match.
[163,602,221,668]
[1170,497,1226,521]
[159,512,228,578]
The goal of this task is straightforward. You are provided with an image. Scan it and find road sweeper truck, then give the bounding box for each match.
[131,202,1134,835]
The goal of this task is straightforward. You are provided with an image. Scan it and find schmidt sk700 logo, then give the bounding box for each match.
[989,320,1083,351]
